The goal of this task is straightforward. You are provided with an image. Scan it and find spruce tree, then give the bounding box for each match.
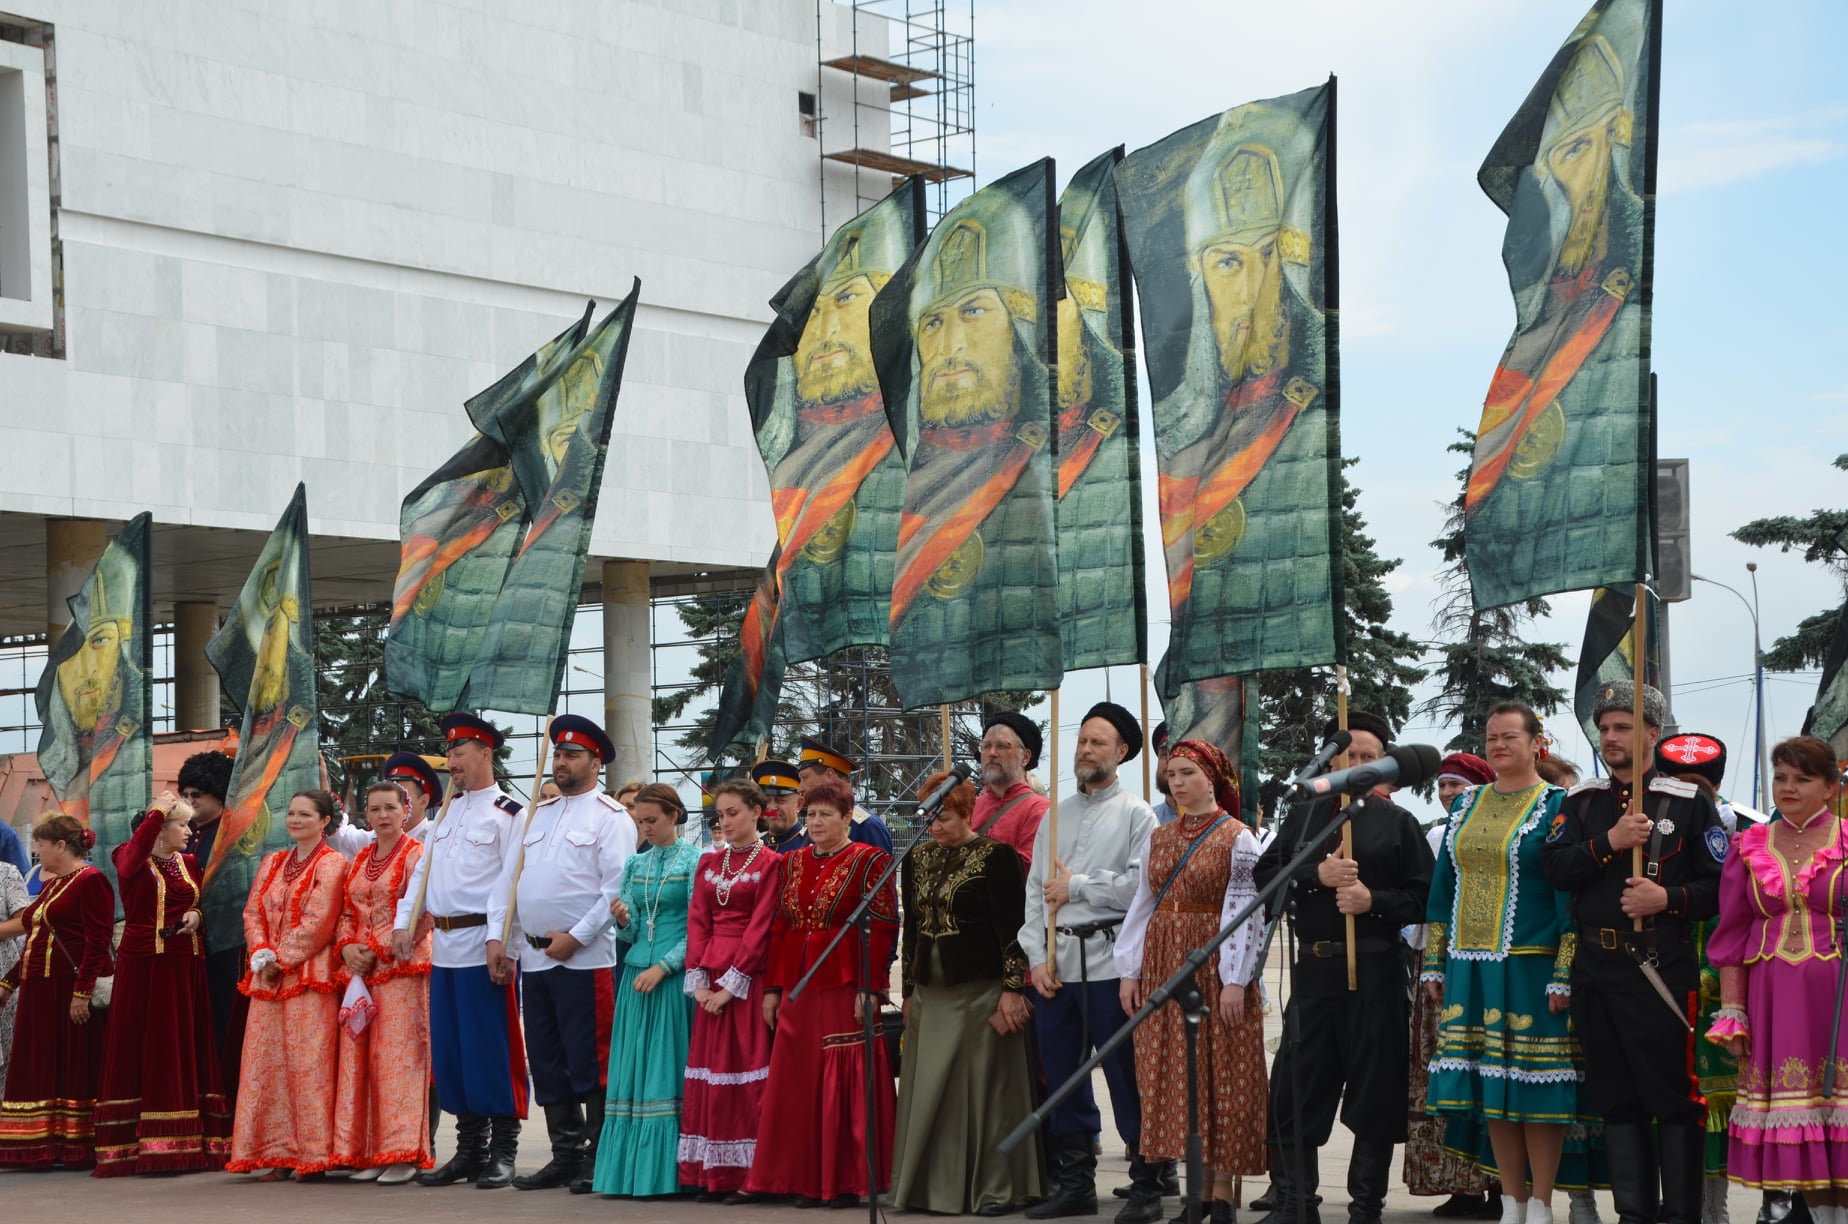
[1730,454,1848,668]
[313,606,448,795]
[1254,457,1425,816]
[1418,431,1570,753]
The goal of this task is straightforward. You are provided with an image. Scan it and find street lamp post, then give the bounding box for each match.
[1692,569,1767,810]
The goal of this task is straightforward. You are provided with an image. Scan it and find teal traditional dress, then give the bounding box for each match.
[593,840,698,1197]
[1423,782,1600,1187]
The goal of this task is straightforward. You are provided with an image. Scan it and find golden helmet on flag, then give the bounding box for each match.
[820,207,911,296]
[1183,101,1317,273]
[1547,35,1631,148]
[911,189,1041,326]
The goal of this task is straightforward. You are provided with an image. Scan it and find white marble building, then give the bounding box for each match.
[0,0,902,780]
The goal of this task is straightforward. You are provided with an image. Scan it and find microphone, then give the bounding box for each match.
[920,762,975,822]
[1284,730,1352,790]
[1289,743,1442,799]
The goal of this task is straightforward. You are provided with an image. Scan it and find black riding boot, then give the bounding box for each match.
[1655,1124,1704,1224]
[513,1101,584,1190]
[1346,1139,1395,1224]
[1027,1133,1100,1219]
[418,1113,488,1186]
[1115,1147,1171,1224]
[1602,1123,1659,1224]
[568,1091,607,1194]
[475,1114,521,1189]
[1255,1140,1322,1224]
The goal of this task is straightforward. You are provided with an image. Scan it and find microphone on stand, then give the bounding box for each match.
[1288,743,1443,800]
[1284,730,1353,791]
[919,762,975,822]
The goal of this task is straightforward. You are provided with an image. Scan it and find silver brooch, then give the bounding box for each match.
[1655,818,1675,835]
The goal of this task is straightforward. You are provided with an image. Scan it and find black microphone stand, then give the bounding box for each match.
[999,791,1378,1224]
[789,765,969,1224]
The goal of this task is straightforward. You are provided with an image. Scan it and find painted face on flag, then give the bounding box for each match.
[795,272,881,405]
[1055,293,1093,411]
[250,594,298,715]
[540,348,605,473]
[1202,234,1289,383]
[1541,36,1629,279]
[58,617,126,732]
[917,287,1022,427]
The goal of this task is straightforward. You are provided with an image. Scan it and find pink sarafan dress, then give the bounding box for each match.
[1705,818,1848,1191]
[332,834,434,1171]
[226,841,345,1175]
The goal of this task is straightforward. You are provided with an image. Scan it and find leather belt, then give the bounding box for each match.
[1582,924,1664,952]
[525,934,551,950]
[431,913,487,932]
[1157,901,1220,914]
[1308,938,1389,959]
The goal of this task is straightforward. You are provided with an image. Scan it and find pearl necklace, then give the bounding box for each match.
[715,840,763,908]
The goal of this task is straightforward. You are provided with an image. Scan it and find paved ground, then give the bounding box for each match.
[1,945,1769,1223]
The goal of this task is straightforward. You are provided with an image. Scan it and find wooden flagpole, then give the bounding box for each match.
[1630,584,1649,931]
[1140,663,1152,801]
[1047,690,1061,964]
[940,704,952,773]
[405,787,459,931]
[1337,666,1357,992]
[498,716,557,947]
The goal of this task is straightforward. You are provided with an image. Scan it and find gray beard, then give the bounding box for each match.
[1076,762,1111,788]
[983,761,1023,791]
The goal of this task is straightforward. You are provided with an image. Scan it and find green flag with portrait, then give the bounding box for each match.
[1118,82,1343,700]
[35,512,153,898]
[201,485,320,954]
[1573,584,1660,744]
[459,283,640,715]
[1464,0,1660,610]
[872,159,1063,709]
[709,555,790,757]
[1160,672,1262,807]
[1056,149,1146,672]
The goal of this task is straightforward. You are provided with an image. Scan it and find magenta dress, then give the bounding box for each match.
[1705,818,1848,1190]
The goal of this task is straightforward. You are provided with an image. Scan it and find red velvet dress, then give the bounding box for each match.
[743,841,898,1201]
[678,842,782,1193]
[93,812,231,1175]
[0,864,115,1168]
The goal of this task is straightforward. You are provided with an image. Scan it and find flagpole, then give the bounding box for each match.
[1140,663,1152,801]
[1336,667,1357,992]
[405,787,460,932]
[499,717,557,947]
[1630,584,1648,931]
[940,704,952,773]
[1047,689,1061,964]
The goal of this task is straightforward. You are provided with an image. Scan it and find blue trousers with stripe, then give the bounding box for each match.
[430,964,526,1118]
[522,965,614,1106]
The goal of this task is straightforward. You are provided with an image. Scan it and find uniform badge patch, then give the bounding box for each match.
[1704,826,1728,862]
[1655,818,1676,835]
[1546,811,1568,842]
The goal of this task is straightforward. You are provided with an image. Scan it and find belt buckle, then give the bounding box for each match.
[1310,941,1336,959]
[1599,928,1618,951]
[1645,861,1660,878]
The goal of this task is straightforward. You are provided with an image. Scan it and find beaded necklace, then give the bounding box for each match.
[283,842,321,883]
[641,841,691,942]
[714,840,764,908]
[365,833,407,881]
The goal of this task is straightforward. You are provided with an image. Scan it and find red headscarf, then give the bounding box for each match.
[1436,752,1494,788]
[1167,739,1244,826]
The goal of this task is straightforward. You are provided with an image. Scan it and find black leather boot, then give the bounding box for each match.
[1759,1193,1813,1224]
[1255,1139,1322,1224]
[1027,1133,1100,1219]
[1115,1147,1170,1224]
[514,1101,585,1190]
[568,1091,606,1194]
[1655,1124,1703,1224]
[1345,1139,1395,1224]
[419,1113,488,1186]
[475,1114,521,1189]
[1602,1123,1659,1224]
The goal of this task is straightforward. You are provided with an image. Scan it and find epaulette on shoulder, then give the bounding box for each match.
[1648,776,1700,798]
[596,793,626,811]
[536,794,563,807]
[493,795,522,815]
[1567,777,1611,797]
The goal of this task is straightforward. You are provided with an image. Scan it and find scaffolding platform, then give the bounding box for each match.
[821,53,937,85]
[823,147,970,182]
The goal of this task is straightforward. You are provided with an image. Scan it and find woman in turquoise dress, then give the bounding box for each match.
[1423,703,1592,1224]
[592,785,699,1197]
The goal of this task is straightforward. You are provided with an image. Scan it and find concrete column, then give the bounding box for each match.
[45,518,107,644]
[602,559,652,788]
[173,602,221,730]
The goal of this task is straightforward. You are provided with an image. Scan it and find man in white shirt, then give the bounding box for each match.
[486,714,636,1193]
[1020,700,1162,1223]
[394,715,527,1190]
[329,752,445,857]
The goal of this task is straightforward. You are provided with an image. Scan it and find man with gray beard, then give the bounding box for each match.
[972,710,1049,867]
[1020,701,1165,1223]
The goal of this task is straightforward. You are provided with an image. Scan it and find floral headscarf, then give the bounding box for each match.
[1167,739,1244,826]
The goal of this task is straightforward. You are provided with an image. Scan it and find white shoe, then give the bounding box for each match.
[349,1167,384,1182]
[1567,1190,1601,1224]
[377,1163,418,1185]
[1525,1198,1554,1224]
[1502,1198,1527,1224]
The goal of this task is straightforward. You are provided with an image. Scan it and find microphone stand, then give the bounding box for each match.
[789,766,968,1224]
[1000,791,1377,1224]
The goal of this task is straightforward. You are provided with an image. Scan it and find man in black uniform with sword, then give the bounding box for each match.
[1541,681,1726,1224]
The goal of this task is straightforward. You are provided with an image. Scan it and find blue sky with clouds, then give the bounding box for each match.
[968,0,1848,818]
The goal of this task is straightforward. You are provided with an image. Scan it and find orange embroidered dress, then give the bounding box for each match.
[93,810,231,1175]
[332,834,434,1171]
[227,841,344,1174]
[0,864,114,1168]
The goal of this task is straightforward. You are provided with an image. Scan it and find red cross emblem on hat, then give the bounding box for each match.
[1663,735,1720,765]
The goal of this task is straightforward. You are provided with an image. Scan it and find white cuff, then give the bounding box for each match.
[718,967,753,1000]
[250,949,278,974]
[684,969,710,995]
[1545,982,1571,997]
[1066,873,1090,903]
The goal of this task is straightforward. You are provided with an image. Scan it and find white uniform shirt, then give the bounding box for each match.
[394,784,520,968]
[1019,777,1158,984]
[487,789,636,974]
[330,813,431,859]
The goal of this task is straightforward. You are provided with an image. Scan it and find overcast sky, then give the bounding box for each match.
[966,0,1848,819]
